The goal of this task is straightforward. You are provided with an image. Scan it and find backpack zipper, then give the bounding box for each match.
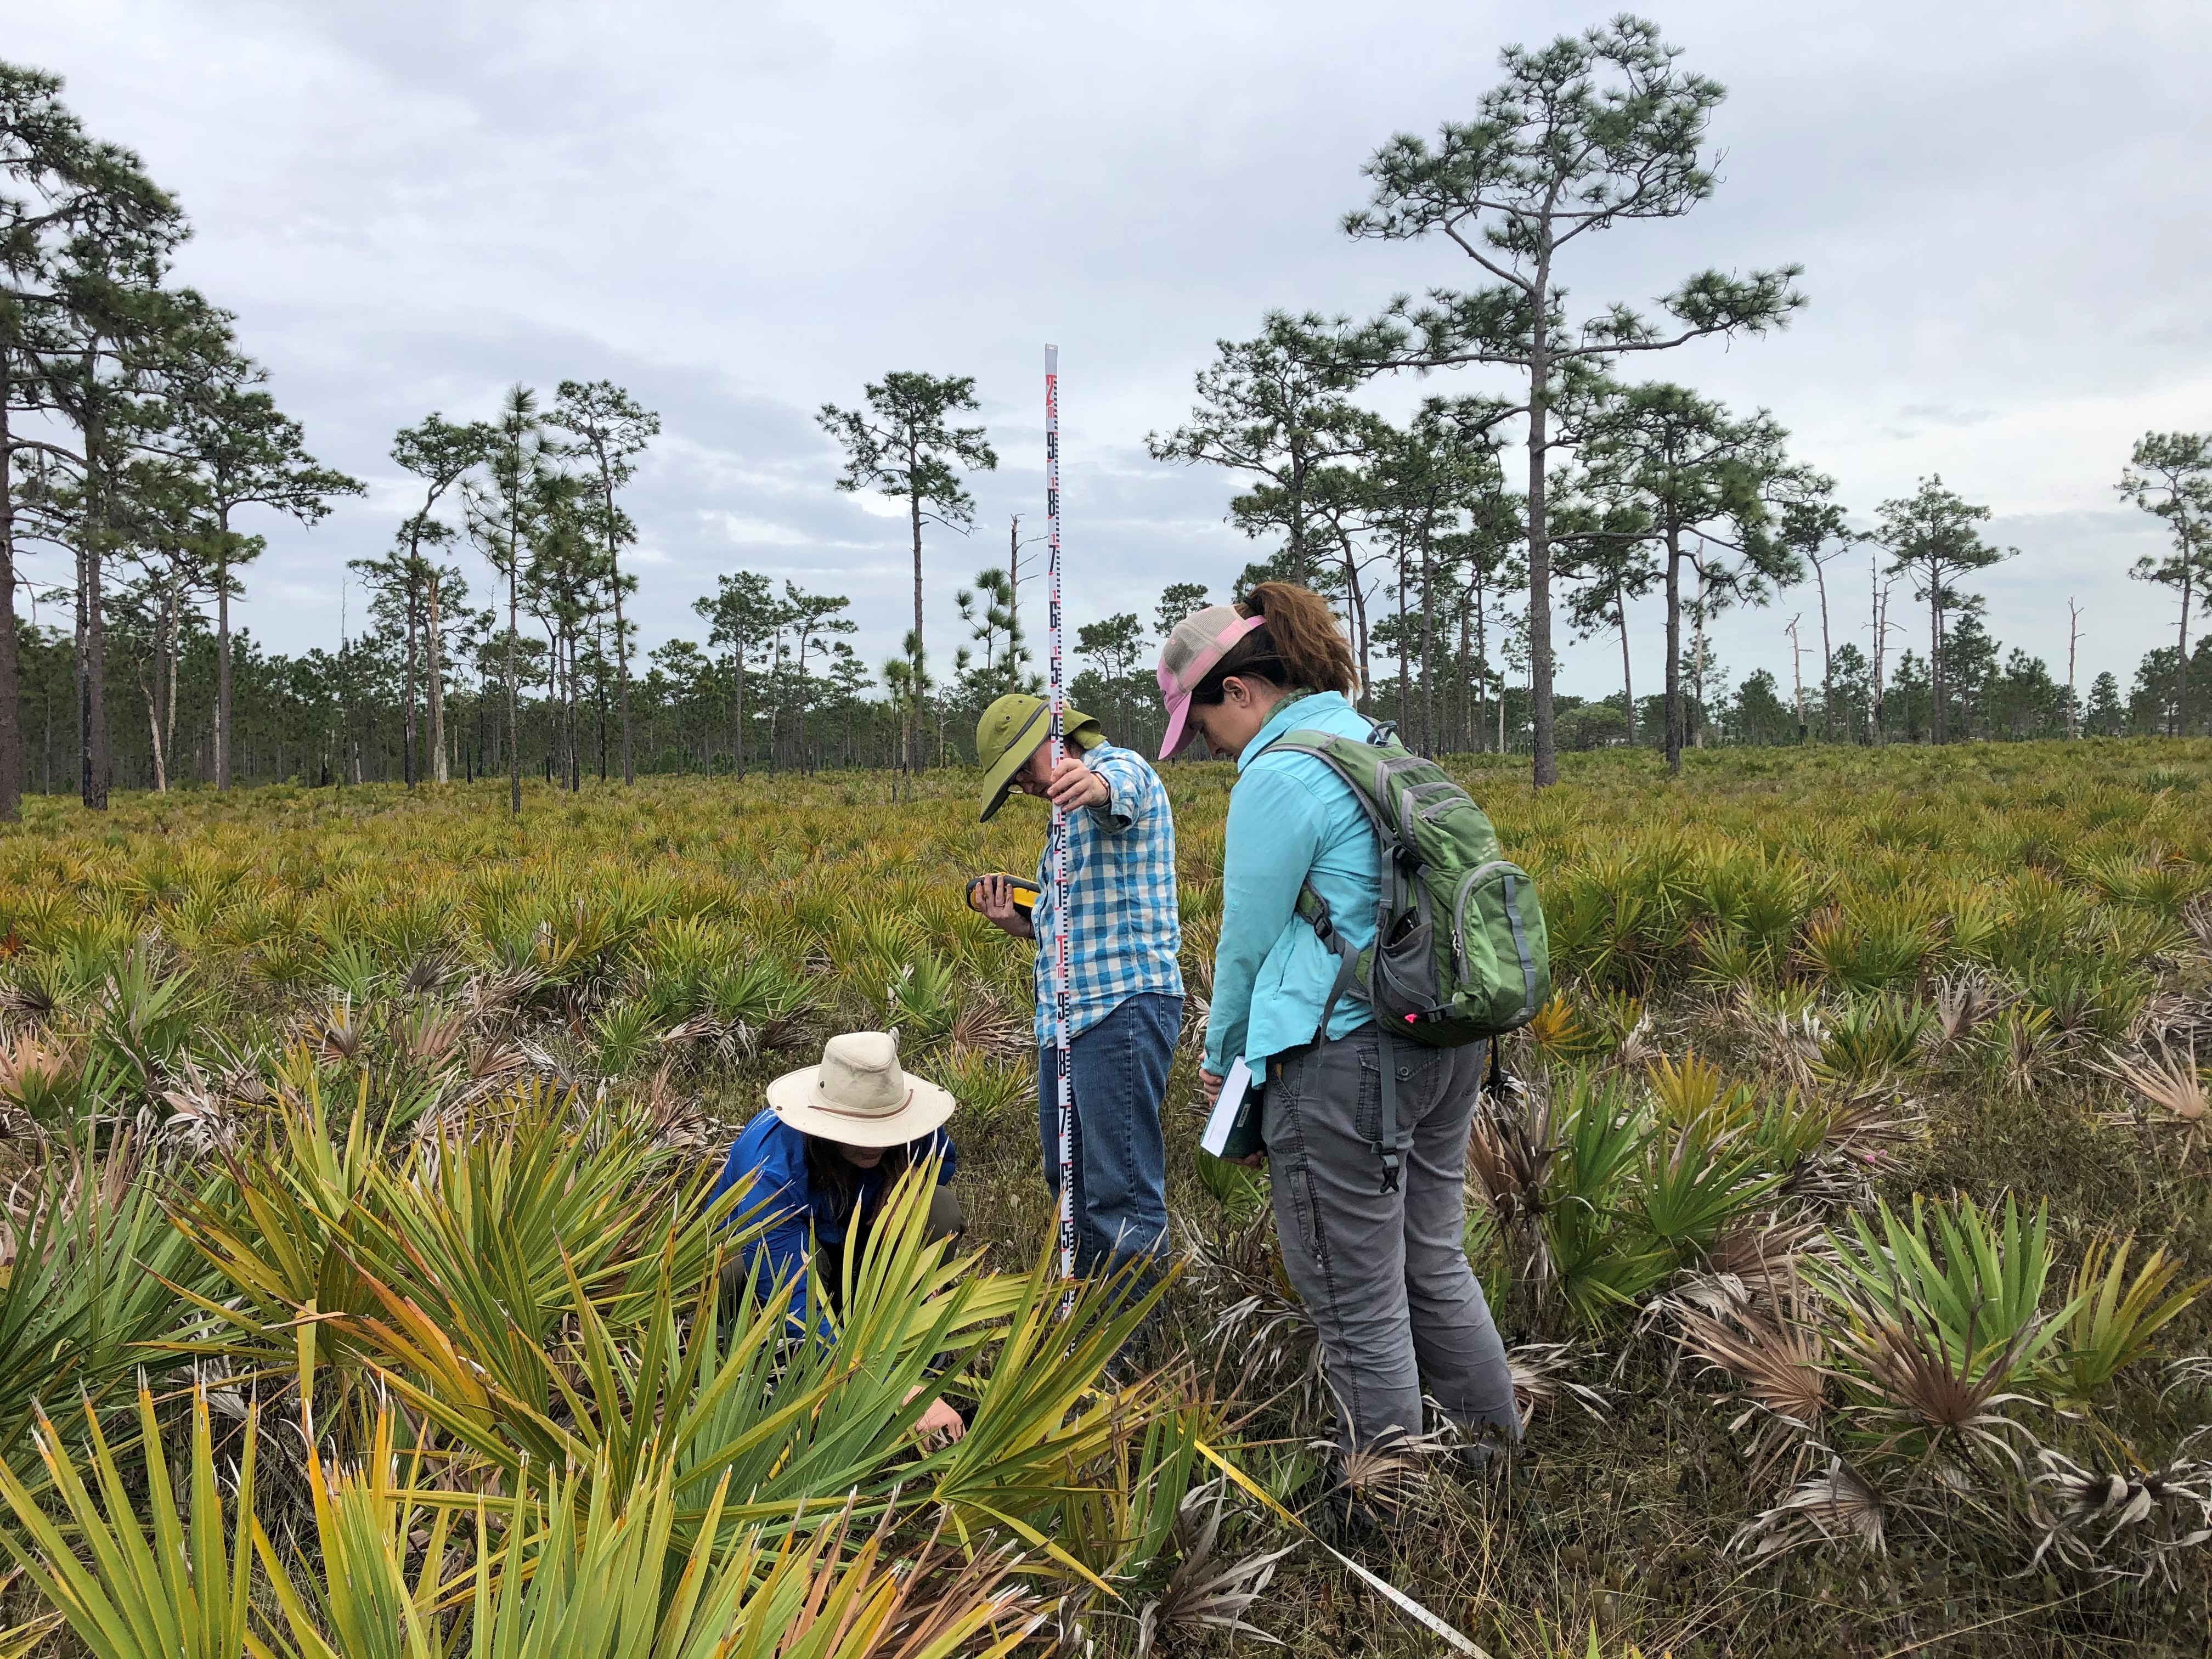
[1451,860,1522,982]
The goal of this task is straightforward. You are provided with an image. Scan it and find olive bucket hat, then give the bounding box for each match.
[975,693,1103,822]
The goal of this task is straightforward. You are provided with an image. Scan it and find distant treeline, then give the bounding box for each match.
[7,36,2208,811]
[12,591,2194,795]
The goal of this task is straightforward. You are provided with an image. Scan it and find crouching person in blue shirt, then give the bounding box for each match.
[707,1030,967,1442]
[970,695,1183,1297]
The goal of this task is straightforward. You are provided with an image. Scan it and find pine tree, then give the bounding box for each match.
[1345,16,1802,786]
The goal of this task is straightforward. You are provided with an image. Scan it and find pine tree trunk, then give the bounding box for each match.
[1419,527,1436,755]
[426,572,448,783]
[733,646,746,782]
[2175,550,2192,737]
[161,575,179,775]
[1394,546,1412,732]
[1871,566,1887,748]
[1474,574,1488,753]
[1931,583,1946,746]
[601,471,633,785]
[139,651,164,793]
[1618,590,1635,746]
[1692,556,1708,751]
[78,532,108,807]
[402,590,419,789]
[1458,591,1473,752]
[1526,298,1556,788]
[1814,556,1834,741]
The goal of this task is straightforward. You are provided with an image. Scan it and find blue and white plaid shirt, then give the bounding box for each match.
[1029,741,1183,1046]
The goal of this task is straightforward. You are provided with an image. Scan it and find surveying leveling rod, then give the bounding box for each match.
[1046,345,1077,1308]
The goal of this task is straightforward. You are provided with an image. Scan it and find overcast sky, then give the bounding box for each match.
[8,0,2209,707]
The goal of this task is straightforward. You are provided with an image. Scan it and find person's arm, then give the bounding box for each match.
[1203,763,1329,1078]
[1079,747,1147,836]
[742,1199,819,1333]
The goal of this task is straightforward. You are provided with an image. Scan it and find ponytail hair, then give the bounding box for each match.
[1190,581,1357,706]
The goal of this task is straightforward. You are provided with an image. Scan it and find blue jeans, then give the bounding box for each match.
[1038,991,1178,1284]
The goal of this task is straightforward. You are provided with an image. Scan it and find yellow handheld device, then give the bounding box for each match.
[966,873,1041,916]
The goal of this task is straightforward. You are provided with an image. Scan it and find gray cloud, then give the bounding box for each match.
[5,0,2206,703]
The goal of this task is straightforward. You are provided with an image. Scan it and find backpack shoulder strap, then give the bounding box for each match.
[1265,728,1396,842]
[1271,722,1402,1046]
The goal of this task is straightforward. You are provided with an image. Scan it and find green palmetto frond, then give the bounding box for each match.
[1819,1193,2072,1385]
[0,1133,205,1462]
[0,1384,1036,1659]
[2036,1237,2208,1409]
[316,1160,1174,1588]
[170,1077,757,1438]
[0,1386,258,1659]
[1633,1122,1785,1259]
[1815,1193,2083,1469]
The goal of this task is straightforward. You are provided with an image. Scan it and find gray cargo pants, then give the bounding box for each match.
[1265,1026,1519,1456]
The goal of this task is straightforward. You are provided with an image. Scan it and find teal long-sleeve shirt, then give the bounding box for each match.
[1202,691,1383,1075]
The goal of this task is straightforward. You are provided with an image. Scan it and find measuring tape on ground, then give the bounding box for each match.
[1194,1438,1494,1658]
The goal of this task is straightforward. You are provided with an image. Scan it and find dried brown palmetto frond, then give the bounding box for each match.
[1319,1425,1446,1529]
[1933,971,2001,1048]
[1838,1307,2042,1472]
[1709,1218,1824,1291]
[400,949,455,996]
[1675,1283,1829,1482]
[464,966,542,1021]
[1615,1008,1662,1069]
[1134,1481,1295,1657]
[2097,1043,2208,1126]
[1730,984,1825,1087]
[1999,1006,2059,1096]
[2128,992,2212,1049]
[2030,1447,2212,1584]
[0,973,58,1028]
[1733,1456,1886,1558]
[311,996,365,1065]
[157,1055,239,1156]
[634,1059,714,1148]
[2165,1354,2212,1403]
[949,992,1026,1060]
[1784,1092,1923,1207]
[1188,1213,1319,1399]
[2183,894,2212,956]
[392,1003,469,1070]
[1465,1077,1557,1231]
[1506,1341,1609,1430]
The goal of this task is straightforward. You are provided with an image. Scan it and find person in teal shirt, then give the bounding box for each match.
[1158,582,1517,1525]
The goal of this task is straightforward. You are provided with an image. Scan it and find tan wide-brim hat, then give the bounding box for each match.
[765,1030,957,1148]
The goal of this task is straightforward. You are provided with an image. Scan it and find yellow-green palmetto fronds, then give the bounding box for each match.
[0,1132,209,1462]
[338,1164,1181,1588]
[0,1384,1038,1659]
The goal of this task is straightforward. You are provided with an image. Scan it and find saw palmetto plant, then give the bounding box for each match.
[0,744,2205,1652]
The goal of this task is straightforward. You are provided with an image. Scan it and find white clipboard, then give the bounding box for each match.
[1199,1057,1257,1157]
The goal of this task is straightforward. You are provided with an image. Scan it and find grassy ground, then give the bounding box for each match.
[1,740,2210,1655]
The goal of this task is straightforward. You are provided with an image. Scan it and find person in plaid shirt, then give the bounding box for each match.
[971,693,1182,1289]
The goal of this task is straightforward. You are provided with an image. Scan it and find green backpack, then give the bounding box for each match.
[1270,719,1551,1189]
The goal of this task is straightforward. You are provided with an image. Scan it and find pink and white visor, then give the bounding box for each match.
[1155,606,1267,759]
